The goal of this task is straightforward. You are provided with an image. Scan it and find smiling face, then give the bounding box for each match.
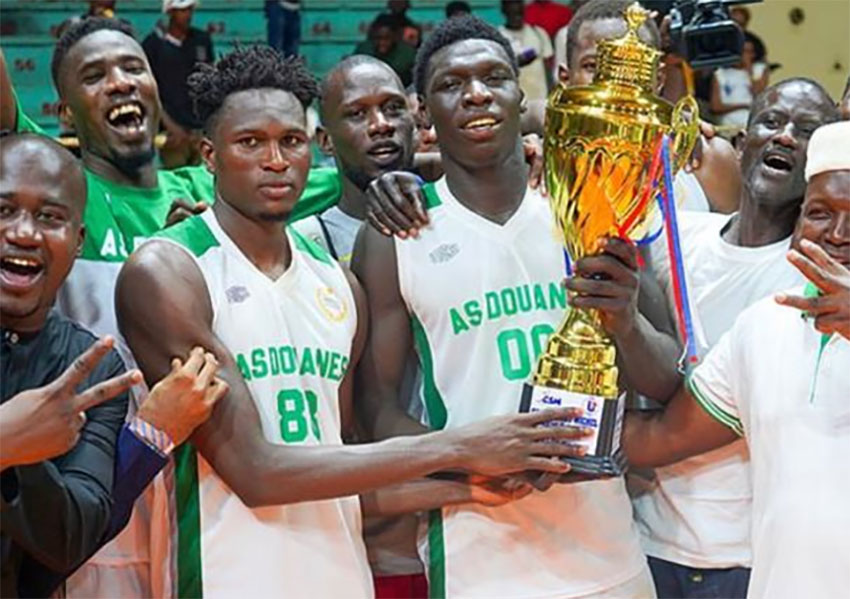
[740,81,837,208]
[57,29,160,173]
[0,137,86,333]
[424,38,522,169]
[202,89,312,224]
[320,61,416,189]
[792,170,850,269]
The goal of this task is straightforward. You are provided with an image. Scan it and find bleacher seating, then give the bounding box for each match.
[0,1,503,136]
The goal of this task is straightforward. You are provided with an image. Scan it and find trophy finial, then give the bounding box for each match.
[625,2,648,36]
[593,2,661,92]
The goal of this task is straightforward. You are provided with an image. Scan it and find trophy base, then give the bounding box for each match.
[520,382,627,478]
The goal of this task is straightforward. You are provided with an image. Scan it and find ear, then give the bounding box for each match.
[58,102,74,129]
[417,94,432,130]
[655,61,667,95]
[200,136,216,175]
[315,126,334,157]
[731,130,746,155]
[519,88,527,114]
[76,224,86,257]
[557,63,569,85]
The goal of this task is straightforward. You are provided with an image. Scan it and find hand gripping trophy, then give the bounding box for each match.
[521,3,699,477]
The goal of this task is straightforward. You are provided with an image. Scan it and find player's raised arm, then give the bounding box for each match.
[116,240,586,508]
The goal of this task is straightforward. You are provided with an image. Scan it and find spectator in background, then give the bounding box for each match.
[710,39,769,131]
[524,0,573,38]
[387,0,422,48]
[354,14,416,87]
[142,0,214,168]
[446,1,471,19]
[499,0,553,102]
[551,1,589,81]
[264,0,301,58]
[731,7,767,64]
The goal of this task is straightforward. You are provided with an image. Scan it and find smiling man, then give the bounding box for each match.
[633,78,840,599]
[114,45,590,599]
[352,16,666,598]
[623,119,850,599]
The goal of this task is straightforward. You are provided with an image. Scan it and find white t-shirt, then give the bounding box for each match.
[714,63,767,129]
[499,25,553,102]
[689,287,850,599]
[633,211,802,568]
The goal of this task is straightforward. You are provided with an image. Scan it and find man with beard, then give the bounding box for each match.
[353,16,680,598]
[0,18,342,597]
[623,119,850,599]
[630,78,840,599]
[0,132,226,598]
[114,45,590,599]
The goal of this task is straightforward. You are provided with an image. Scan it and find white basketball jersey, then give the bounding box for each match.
[397,178,646,598]
[153,210,373,599]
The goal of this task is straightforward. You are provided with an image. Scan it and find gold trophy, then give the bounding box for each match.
[520,3,699,476]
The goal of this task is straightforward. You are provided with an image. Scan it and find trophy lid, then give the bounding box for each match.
[594,3,661,93]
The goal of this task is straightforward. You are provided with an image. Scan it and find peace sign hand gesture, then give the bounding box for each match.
[776,239,850,340]
[0,336,142,470]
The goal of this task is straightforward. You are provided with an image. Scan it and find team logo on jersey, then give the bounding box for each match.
[226,285,250,304]
[316,286,348,322]
[429,243,459,264]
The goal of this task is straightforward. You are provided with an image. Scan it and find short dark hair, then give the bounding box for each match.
[565,0,661,68]
[319,55,402,121]
[187,45,319,132]
[446,1,471,18]
[413,15,517,96]
[51,17,136,91]
[747,78,838,129]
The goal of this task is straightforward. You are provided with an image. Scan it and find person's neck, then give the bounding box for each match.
[81,150,158,188]
[167,20,189,41]
[1,310,48,336]
[442,141,528,224]
[337,177,368,221]
[721,186,800,247]
[212,197,292,279]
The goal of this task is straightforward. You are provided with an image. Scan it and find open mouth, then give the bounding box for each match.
[762,151,794,174]
[0,255,45,290]
[461,116,500,131]
[105,101,147,135]
[368,143,402,157]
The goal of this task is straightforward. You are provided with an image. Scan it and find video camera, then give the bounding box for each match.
[641,0,763,69]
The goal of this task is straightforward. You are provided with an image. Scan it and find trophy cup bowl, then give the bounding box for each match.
[520,3,699,477]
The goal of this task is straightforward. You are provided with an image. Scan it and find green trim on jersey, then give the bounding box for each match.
[421,182,443,210]
[175,444,204,599]
[290,225,333,265]
[157,214,220,258]
[428,510,447,599]
[687,377,744,437]
[411,315,447,430]
[291,167,342,223]
[13,90,44,135]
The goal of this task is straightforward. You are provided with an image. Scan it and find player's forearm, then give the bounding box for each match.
[359,477,474,517]
[223,429,470,508]
[614,313,683,400]
[623,384,735,468]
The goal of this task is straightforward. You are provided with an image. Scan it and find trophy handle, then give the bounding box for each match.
[669,95,700,173]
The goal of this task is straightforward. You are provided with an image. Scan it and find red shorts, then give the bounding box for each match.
[373,574,428,599]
